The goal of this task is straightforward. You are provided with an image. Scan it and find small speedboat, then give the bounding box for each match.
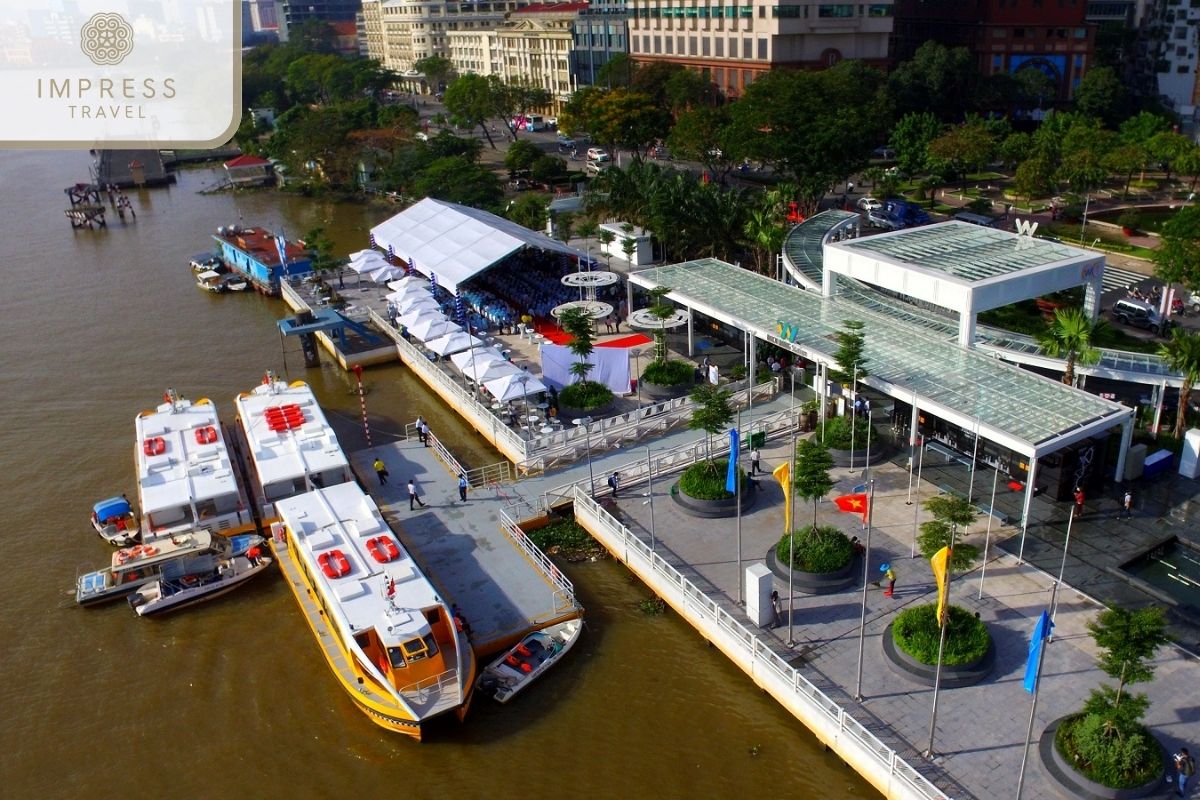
[129,544,271,617]
[476,618,582,703]
[196,269,228,292]
[90,495,139,547]
[190,253,221,272]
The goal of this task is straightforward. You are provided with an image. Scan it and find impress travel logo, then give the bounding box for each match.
[1,1,241,148]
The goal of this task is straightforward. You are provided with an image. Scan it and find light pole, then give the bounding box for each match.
[631,347,645,407]
[574,416,595,496]
[1080,194,1090,243]
[518,372,531,425]
[645,445,656,553]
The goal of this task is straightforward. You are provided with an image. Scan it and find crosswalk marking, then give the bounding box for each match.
[1101,265,1155,294]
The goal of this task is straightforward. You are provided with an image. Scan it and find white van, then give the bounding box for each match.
[525,115,547,132]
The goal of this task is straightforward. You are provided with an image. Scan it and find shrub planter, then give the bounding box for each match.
[558,401,615,422]
[642,378,694,400]
[670,476,758,518]
[764,546,860,594]
[1038,715,1167,800]
[881,622,995,687]
[825,443,889,468]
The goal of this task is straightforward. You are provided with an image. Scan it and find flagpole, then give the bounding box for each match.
[787,426,797,648]
[853,479,875,701]
[906,394,918,505]
[979,466,999,600]
[966,419,981,505]
[736,410,743,605]
[911,435,925,558]
[1015,632,1049,800]
[1048,504,1076,641]
[646,446,656,554]
[924,524,957,758]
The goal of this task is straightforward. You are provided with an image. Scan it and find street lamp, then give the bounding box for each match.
[573,416,595,496]
[631,347,645,407]
[518,372,532,434]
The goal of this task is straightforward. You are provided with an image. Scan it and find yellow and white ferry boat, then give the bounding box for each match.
[233,374,353,524]
[271,482,476,738]
[135,389,257,540]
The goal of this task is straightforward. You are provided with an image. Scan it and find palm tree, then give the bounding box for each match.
[1157,328,1200,438]
[744,207,786,274]
[1036,307,1104,386]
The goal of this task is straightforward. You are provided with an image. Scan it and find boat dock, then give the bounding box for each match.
[349,434,581,658]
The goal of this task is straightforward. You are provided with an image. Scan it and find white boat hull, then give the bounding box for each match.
[130,554,271,617]
[477,618,582,703]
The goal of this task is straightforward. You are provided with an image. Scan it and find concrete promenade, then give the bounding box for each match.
[602,424,1200,800]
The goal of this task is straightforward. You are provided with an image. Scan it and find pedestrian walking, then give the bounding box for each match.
[1073,486,1085,517]
[769,589,782,628]
[1121,489,1133,520]
[750,448,761,476]
[607,471,620,498]
[1174,747,1194,797]
[875,563,896,597]
[373,457,389,485]
[407,478,426,510]
[458,472,469,502]
[415,415,426,445]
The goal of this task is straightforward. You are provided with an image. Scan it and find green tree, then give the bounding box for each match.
[559,306,598,382]
[1073,66,1130,127]
[743,207,787,275]
[426,129,481,162]
[302,227,342,274]
[688,383,735,463]
[506,193,549,232]
[410,156,503,208]
[1117,111,1170,147]
[1014,66,1056,111]
[442,74,499,148]
[1176,145,1200,192]
[998,132,1032,172]
[829,319,867,386]
[1057,128,1115,196]
[531,155,568,186]
[597,228,616,267]
[889,112,942,178]
[888,41,977,120]
[1086,606,1168,709]
[1147,131,1194,181]
[1157,329,1200,438]
[927,119,996,190]
[1103,143,1149,200]
[585,88,672,159]
[1153,206,1200,289]
[596,53,635,88]
[646,286,675,362]
[505,139,543,172]
[1013,155,1057,199]
[668,106,738,184]
[1036,307,1104,386]
[917,494,979,572]
[494,80,553,142]
[793,438,835,529]
[413,55,455,93]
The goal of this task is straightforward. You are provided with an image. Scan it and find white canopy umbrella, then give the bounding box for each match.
[399,293,440,314]
[411,317,463,342]
[424,330,485,356]
[366,263,405,284]
[385,283,430,303]
[347,250,391,274]
[450,347,506,373]
[470,359,520,384]
[386,275,429,292]
[484,371,547,404]
[399,308,444,330]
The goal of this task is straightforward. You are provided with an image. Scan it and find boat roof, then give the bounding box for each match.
[235,379,349,491]
[197,269,222,280]
[135,397,243,516]
[93,496,131,518]
[274,482,440,648]
[111,529,214,571]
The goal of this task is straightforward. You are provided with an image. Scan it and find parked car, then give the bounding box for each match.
[857,197,882,212]
[1110,297,1166,333]
[868,199,930,230]
[586,147,609,162]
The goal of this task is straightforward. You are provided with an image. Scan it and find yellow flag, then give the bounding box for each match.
[931,546,952,625]
[773,462,791,532]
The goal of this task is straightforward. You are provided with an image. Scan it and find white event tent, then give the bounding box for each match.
[450,347,506,373]
[484,371,547,404]
[410,316,462,342]
[425,330,485,356]
[369,197,588,293]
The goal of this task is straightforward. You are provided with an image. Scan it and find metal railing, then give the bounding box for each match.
[572,487,949,800]
[498,508,577,606]
[397,666,461,705]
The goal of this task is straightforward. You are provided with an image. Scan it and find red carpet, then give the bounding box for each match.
[533,320,650,349]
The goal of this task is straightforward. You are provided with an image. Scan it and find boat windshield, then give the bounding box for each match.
[387,646,407,669]
[399,634,438,664]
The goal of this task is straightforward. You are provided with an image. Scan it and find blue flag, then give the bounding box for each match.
[725,428,740,494]
[274,231,289,268]
[1023,610,1053,693]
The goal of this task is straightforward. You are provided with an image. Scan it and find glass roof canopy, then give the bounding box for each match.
[635,258,1128,455]
[840,222,1083,283]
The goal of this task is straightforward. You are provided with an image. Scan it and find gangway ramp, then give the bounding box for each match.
[350,439,581,658]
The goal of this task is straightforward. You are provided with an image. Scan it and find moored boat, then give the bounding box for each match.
[136,389,257,541]
[476,618,583,703]
[90,495,139,547]
[189,253,221,272]
[270,482,476,738]
[129,543,271,616]
[234,374,354,524]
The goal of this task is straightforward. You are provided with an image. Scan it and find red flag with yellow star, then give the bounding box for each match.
[833,493,868,523]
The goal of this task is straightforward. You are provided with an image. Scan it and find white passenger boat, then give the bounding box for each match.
[234,374,354,524]
[129,543,271,616]
[90,495,139,547]
[271,482,476,738]
[76,532,262,607]
[476,618,583,703]
[136,389,257,541]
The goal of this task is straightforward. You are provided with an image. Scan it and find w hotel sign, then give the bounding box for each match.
[0,2,240,147]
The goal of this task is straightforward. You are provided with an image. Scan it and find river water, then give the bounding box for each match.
[0,150,876,798]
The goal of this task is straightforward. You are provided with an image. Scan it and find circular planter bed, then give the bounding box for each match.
[880,605,995,688]
[763,525,859,594]
[1039,715,1166,800]
[670,459,757,518]
[825,444,890,468]
[642,379,694,400]
[558,401,616,423]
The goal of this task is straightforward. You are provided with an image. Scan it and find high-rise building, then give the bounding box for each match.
[573,0,628,86]
[1140,0,1199,120]
[362,0,521,76]
[278,0,363,42]
[626,0,894,99]
[891,0,1095,103]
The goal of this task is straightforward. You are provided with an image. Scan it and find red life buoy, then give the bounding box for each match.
[142,545,158,556]
[194,426,217,444]
[142,437,166,456]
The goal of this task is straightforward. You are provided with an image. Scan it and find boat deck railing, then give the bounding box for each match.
[573,486,950,800]
[498,509,579,616]
[397,667,462,716]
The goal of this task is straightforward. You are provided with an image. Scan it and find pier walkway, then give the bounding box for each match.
[574,424,1200,800]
